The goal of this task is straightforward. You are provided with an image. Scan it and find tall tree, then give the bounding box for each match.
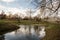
[31,0,60,19]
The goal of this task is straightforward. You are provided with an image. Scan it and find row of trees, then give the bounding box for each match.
[0,10,41,21]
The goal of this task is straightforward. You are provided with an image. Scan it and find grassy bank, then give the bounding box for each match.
[0,20,19,35]
[43,23,60,40]
[0,19,56,25]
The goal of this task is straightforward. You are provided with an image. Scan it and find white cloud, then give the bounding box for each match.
[0,5,20,13]
[0,5,27,17]
[0,5,6,9]
[0,0,15,3]
[0,5,38,18]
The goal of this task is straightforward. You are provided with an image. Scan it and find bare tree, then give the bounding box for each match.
[26,9,33,20]
[13,13,21,23]
[0,10,6,19]
[32,0,60,12]
[31,0,60,20]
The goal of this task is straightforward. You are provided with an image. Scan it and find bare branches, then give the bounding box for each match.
[31,0,60,13]
[54,2,60,13]
[45,7,54,11]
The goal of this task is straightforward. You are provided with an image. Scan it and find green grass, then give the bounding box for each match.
[0,19,19,35]
[42,22,60,40]
[0,19,43,25]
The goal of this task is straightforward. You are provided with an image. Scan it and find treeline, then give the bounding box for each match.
[0,10,41,21]
[0,10,6,19]
[0,10,60,23]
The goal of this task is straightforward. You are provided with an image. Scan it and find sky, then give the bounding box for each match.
[0,0,36,14]
[0,0,59,18]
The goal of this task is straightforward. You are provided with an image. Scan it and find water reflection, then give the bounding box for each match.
[0,25,46,40]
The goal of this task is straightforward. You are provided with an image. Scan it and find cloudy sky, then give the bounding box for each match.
[0,0,36,14]
[0,0,60,18]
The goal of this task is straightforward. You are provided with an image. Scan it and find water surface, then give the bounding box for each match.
[0,25,46,40]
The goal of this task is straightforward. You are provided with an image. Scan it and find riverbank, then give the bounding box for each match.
[43,23,60,40]
[0,19,58,25]
[0,20,19,35]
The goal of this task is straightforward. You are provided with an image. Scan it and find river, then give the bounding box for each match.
[0,25,46,40]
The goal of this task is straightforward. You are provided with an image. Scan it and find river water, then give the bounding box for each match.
[0,25,46,40]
